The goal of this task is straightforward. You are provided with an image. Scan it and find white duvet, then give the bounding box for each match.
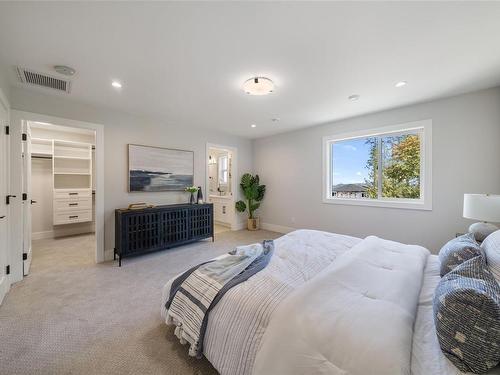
[163,230,500,375]
[253,235,429,375]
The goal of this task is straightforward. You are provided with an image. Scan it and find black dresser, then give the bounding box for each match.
[114,203,214,266]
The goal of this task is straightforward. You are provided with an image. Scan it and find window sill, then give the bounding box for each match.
[322,197,432,211]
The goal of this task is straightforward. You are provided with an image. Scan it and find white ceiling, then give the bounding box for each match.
[1,2,500,139]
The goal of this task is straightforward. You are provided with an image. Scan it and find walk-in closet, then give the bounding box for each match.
[29,122,96,267]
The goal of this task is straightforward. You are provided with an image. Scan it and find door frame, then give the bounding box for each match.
[205,143,240,230]
[9,110,105,283]
[0,87,10,303]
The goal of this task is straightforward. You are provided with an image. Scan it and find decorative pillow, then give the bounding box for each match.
[433,256,500,374]
[481,229,500,282]
[438,232,482,277]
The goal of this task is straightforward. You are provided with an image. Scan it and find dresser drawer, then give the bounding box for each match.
[54,189,91,200]
[54,209,92,225]
[54,198,92,212]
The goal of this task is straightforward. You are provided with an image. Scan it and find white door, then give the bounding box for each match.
[22,121,32,275]
[0,99,10,303]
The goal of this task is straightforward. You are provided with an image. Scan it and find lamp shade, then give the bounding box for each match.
[463,194,500,222]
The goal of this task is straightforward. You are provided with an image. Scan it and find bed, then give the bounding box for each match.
[161,229,500,375]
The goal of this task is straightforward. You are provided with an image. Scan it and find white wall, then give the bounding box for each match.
[253,87,500,252]
[10,87,253,258]
[0,67,10,103]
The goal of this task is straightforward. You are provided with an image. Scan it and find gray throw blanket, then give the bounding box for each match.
[165,240,274,358]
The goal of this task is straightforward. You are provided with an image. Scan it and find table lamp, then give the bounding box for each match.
[463,193,500,242]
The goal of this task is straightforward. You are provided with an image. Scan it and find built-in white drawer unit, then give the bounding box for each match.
[53,188,93,225]
[54,209,92,225]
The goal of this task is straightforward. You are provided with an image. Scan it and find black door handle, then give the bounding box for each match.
[6,195,16,205]
[31,200,37,204]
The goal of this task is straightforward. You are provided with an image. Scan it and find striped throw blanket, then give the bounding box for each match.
[165,240,274,358]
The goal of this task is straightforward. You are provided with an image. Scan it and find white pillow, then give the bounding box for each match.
[481,229,500,282]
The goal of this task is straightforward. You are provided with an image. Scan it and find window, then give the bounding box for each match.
[218,155,228,185]
[323,120,432,210]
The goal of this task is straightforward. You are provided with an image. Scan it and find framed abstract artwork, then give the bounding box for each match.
[128,144,194,192]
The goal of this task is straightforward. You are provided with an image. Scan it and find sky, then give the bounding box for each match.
[331,138,371,185]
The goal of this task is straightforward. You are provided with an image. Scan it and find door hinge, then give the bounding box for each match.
[22,193,27,201]
[6,265,10,275]
[4,125,9,135]
[22,133,27,141]
[23,253,27,261]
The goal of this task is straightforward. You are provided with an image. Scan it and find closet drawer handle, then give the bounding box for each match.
[69,193,78,196]
[69,203,78,206]
[69,215,79,219]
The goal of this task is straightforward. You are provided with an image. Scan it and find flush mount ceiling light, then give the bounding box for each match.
[250,124,257,128]
[54,65,76,76]
[111,81,122,88]
[348,94,360,101]
[395,81,407,88]
[243,77,274,95]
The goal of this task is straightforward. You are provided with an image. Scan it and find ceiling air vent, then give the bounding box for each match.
[16,67,71,93]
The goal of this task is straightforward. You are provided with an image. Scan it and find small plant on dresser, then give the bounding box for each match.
[235,173,266,230]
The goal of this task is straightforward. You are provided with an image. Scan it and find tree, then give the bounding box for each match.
[364,137,378,199]
[364,134,420,199]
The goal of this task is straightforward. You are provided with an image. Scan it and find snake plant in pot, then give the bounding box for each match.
[235,173,266,230]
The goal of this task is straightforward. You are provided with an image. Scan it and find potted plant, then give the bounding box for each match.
[235,173,266,230]
[185,186,198,204]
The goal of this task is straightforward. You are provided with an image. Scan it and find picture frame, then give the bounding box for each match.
[128,144,194,192]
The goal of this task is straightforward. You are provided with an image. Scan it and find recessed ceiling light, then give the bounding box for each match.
[251,124,257,128]
[243,77,274,95]
[271,117,280,122]
[395,81,407,88]
[348,94,360,101]
[111,81,122,88]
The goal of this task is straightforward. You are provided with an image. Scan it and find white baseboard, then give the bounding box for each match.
[32,227,94,240]
[261,222,296,234]
[231,221,246,231]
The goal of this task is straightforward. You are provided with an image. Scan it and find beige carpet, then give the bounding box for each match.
[0,229,280,375]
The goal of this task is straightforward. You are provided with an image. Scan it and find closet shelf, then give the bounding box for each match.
[54,172,91,175]
[53,155,91,160]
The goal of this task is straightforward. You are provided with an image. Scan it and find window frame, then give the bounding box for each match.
[322,119,432,210]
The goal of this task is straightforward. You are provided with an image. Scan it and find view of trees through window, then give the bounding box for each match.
[331,131,421,200]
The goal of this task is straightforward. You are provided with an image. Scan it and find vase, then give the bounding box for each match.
[197,186,203,204]
[189,192,195,204]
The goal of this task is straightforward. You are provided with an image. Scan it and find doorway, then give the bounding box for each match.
[8,111,104,284]
[206,143,239,232]
[25,121,96,275]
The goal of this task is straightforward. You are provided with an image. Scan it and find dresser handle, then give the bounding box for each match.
[69,215,78,219]
[69,192,78,196]
[69,203,78,206]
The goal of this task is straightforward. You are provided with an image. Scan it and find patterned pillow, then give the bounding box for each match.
[481,229,500,282]
[438,233,482,277]
[433,256,500,374]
